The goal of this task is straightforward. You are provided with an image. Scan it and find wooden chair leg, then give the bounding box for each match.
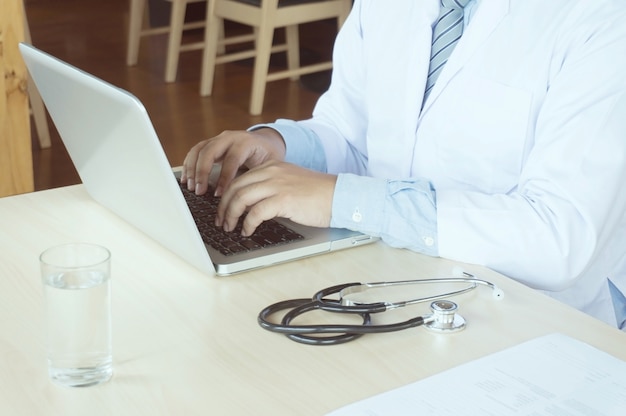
[285,25,300,81]
[217,18,226,55]
[165,0,188,82]
[199,1,222,96]
[249,23,275,115]
[127,0,146,66]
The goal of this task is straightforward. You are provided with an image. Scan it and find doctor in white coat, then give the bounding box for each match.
[182,0,626,329]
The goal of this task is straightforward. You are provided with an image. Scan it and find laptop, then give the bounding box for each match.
[20,43,377,276]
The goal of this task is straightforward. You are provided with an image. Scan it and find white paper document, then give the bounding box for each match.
[328,333,626,415]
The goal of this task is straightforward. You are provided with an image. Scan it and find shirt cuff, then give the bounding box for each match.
[331,173,439,256]
[249,119,327,172]
[331,173,388,233]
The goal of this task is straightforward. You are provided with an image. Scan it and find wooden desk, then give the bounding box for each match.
[1,185,625,415]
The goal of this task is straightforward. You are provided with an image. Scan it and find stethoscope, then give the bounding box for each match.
[258,269,504,346]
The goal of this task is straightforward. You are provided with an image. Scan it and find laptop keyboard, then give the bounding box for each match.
[178,181,304,256]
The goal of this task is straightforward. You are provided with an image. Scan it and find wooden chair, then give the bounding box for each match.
[199,0,352,115]
[127,0,209,82]
[1,0,34,196]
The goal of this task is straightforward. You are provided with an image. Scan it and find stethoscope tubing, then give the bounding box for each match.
[257,275,501,346]
[257,297,426,346]
[338,278,496,310]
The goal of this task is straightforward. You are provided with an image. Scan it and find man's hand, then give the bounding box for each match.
[216,161,337,236]
[181,128,286,197]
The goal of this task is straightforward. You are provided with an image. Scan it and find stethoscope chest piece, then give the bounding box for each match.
[423,300,466,333]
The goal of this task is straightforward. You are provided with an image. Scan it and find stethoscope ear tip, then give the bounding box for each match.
[492,288,505,300]
[452,266,466,277]
[451,266,503,300]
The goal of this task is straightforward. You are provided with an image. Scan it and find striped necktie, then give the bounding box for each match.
[424,0,471,101]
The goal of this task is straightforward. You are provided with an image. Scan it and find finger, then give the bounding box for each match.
[214,142,251,197]
[181,141,205,185]
[217,171,274,232]
[192,140,230,195]
[182,139,215,192]
[241,196,286,237]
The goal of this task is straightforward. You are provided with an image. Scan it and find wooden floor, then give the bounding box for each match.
[25,0,336,191]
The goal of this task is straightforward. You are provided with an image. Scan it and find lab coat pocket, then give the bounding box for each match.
[432,76,532,194]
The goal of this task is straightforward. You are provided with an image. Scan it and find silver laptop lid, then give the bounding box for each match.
[20,43,216,275]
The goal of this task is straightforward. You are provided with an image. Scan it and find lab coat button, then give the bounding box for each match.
[352,210,362,223]
[423,236,434,246]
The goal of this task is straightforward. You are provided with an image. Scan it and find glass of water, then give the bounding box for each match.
[40,243,112,387]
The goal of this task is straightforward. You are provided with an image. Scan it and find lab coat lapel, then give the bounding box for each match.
[421,0,510,113]
[365,1,438,178]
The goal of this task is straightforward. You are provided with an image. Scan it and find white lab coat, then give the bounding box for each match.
[300,0,626,326]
